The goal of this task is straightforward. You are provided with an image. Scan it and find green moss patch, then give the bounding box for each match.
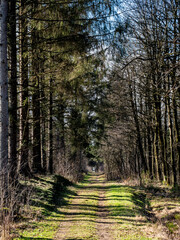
[166,222,178,233]
[12,175,74,239]
[106,182,157,240]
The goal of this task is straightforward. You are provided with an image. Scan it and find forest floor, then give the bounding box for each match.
[11,174,180,240]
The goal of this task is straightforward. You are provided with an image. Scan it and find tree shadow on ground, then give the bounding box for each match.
[131,191,151,217]
[51,182,152,223]
[31,175,76,205]
[72,183,150,218]
[22,175,78,221]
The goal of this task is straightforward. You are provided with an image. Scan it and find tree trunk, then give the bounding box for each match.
[49,78,53,174]
[9,0,18,182]
[0,0,8,176]
[32,71,42,172]
[167,78,177,186]
[129,82,147,173]
[171,3,179,185]
[31,1,42,173]
[40,77,47,172]
[19,0,31,176]
[0,1,8,218]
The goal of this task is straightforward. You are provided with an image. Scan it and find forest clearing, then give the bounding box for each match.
[0,0,179,239]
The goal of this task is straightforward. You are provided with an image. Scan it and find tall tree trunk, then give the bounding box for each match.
[164,5,171,184]
[0,1,8,221]
[31,1,42,173]
[146,81,153,179]
[153,74,165,181]
[19,0,31,176]
[9,0,18,182]
[0,0,8,177]
[129,82,147,173]
[40,76,47,172]
[171,2,179,185]
[49,78,53,174]
[167,77,176,185]
[164,83,169,183]
[32,70,42,172]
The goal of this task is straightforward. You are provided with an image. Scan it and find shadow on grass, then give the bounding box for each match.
[75,181,152,220]
[145,185,180,198]
[29,175,77,217]
[35,180,151,221]
[17,174,158,240]
[131,191,151,216]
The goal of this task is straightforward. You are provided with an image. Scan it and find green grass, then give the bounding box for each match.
[12,174,179,240]
[175,214,180,220]
[12,175,74,239]
[166,222,178,233]
[106,183,156,240]
[13,173,100,240]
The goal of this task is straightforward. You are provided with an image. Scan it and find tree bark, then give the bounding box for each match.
[0,0,8,177]
[129,81,147,173]
[0,1,8,218]
[31,0,42,173]
[19,0,31,176]
[9,0,18,181]
[49,78,53,174]
[171,2,179,185]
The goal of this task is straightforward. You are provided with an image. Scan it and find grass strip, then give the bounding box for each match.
[105,182,157,240]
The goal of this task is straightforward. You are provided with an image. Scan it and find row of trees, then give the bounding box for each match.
[102,0,179,186]
[0,1,120,231]
[0,1,179,228]
[0,0,120,184]
[0,2,179,237]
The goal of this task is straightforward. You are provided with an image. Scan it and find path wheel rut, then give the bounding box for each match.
[96,181,115,240]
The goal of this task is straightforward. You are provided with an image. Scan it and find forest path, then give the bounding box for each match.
[54,174,168,240]
[55,174,114,240]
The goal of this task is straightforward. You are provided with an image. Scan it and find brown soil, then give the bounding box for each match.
[96,181,116,240]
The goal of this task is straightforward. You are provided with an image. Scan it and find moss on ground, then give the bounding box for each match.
[105,182,158,240]
[12,175,74,239]
[166,222,178,233]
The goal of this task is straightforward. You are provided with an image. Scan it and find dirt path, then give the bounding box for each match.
[55,174,116,240]
[96,178,116,240]
[54,174,179,240]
